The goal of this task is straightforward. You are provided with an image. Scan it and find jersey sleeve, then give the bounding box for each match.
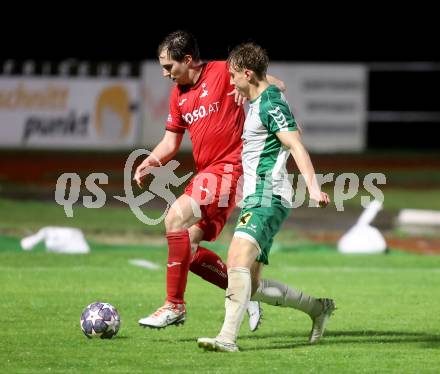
[165,87,186,133]
[261,94,297,134]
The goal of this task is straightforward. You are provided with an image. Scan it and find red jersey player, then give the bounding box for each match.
[135,30,283,330]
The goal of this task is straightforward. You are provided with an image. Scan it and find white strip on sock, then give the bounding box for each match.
[252,279,322,317]
[217,267,251,344]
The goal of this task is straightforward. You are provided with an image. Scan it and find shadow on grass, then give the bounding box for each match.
[240,330,440,351]
[152,330,440,350]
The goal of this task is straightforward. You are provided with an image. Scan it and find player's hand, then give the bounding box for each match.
[227,89,247,105]
[311,191,330,208]
[134,160,153,188]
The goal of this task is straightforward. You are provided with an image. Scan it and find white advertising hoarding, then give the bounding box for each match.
[140,62,193,150]
[269,63,367,152]
[140,61,367,153]
[0,77,140,149]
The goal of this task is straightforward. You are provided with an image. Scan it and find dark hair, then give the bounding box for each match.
[227,42,269,80]
[157,30,200,62]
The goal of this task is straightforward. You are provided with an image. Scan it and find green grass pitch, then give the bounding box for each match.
[1,237,439,373]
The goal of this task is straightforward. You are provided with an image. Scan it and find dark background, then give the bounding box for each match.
[2,7,438,62]
[1,9,439,149]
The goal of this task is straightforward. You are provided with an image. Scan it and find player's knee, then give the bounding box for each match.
[164,210,185,232]
[227,239,259,268]
[227,248,249,268]
[226,247,239,267]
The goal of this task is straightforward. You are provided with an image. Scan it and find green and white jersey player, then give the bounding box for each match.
[237,83,299,264]
[241,83,296,208]
[198,42,335,353]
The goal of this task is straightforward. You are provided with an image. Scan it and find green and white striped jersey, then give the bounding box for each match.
[242,85,297,207]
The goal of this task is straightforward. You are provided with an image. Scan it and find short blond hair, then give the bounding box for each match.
[227,42,269,80]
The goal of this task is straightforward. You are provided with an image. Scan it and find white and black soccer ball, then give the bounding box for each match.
[80,302,121,339]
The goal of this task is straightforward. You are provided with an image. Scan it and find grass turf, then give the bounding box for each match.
[1,236,439,373]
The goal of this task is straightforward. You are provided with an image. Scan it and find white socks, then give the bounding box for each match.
[217,267,251,344]
[252,279,322,317]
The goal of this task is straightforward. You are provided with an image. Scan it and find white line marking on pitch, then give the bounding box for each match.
[129,259,161,270]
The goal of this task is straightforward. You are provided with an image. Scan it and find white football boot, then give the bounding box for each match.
[138,301,186,329]
[309,298,336,344]
[247,301,262,332]
[197,337,239,352]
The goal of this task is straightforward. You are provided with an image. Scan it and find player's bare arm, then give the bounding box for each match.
[227,88,247,105]
[267,74,286,92]
[276,131,330,207]
[134,131,184,188]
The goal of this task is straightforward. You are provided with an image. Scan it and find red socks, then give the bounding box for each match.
[189,246,228,290]
[166,230,191,304]
[166,231,228,304]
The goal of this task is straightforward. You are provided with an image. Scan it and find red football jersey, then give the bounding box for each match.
[165,61,245,172]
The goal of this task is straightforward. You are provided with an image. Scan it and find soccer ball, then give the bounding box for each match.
[80,302,121,339]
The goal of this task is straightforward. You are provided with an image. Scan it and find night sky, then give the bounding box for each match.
[2,8,438,62]
[2,8,439,148]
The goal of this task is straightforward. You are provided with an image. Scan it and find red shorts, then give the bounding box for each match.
[184,164,242,241]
